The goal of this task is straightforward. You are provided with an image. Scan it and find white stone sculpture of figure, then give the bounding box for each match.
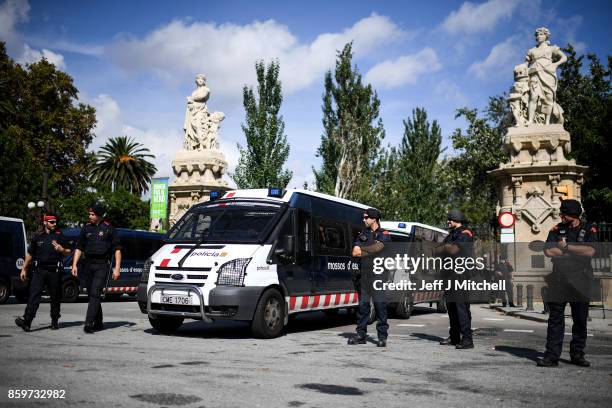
[207,111,225,149]
[509,63,530,126]
[183,74,210,150]
[525,27,567,125]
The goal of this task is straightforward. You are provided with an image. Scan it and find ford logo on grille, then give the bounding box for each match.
[170,273,184,281]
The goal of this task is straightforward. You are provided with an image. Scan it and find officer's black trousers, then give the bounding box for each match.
[544,301,588,360]
[447,301,472,343]
[356,287,388,340]
[83,262,109,325]
[24,266,62,323]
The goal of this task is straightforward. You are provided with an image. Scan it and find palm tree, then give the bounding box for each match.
[90,136,157,194]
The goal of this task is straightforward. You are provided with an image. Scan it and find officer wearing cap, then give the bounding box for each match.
[15,213,70,332]
[537,199,597,368]
[71,203,122,333]
[348,208,391,347]
[436,209,474,349]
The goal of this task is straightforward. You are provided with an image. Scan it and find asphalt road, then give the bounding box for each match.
[1,296,611,408]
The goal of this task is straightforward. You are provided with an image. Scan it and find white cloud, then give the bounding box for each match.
[0,0,68,70]
[365,48,441,89]
[18,43,66,70]
[556,15,586,53]
[105,13,409,101]
[468,36,521,80]
[442,0,520,34]
[0,0,29,52]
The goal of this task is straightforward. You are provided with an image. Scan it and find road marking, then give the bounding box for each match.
[504,329,534,333]
[565,332,594,337]
[483,318,505,321]
[397,324,425,327]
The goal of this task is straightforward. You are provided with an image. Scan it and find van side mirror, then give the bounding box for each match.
[274,235,295,260]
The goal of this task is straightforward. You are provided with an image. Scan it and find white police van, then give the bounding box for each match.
[0,217,28,303]
[138,188,373,338]
[381,221,449,317]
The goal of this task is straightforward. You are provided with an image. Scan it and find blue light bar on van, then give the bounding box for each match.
[398,223,407,229]
[209,191,220,201]
[268,187,284,198]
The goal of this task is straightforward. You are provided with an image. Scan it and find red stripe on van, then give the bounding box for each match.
[226,192,236,198]
[170,247,181,254]
[289,296,296,311]
[324,294,332,307]
[160,259,170,267]
[334,294,341,305]
[343,293,350,305]
[312,295,320,308]
[300,296,309,309]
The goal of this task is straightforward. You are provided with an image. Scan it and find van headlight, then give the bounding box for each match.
[216,258,251,286]
[141,258,153,283]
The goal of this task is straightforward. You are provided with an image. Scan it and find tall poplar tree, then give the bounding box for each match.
[233,60,292,189]
[313,42,385,200]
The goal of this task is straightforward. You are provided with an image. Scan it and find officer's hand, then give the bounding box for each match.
[20,269,27,282]
[112,268,120,281]
[71,265,78,277]
[52,241,64,253]
[352,246,362,257]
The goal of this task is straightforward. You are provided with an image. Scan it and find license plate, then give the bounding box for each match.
[161,295,192,305]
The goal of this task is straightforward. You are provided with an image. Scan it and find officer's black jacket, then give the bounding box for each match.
[28,229,67,265]
[76,220,121,261]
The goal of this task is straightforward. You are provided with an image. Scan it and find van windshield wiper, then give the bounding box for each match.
[177,208,227,268]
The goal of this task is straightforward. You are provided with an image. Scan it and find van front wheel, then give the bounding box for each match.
[251,288,285,339]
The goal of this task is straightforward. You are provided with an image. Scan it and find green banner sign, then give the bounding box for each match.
[150,178,169,232]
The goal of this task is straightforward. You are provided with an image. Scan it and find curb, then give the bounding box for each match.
[486,305,549,323]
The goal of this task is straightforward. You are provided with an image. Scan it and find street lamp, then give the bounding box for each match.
[27,202,36,210]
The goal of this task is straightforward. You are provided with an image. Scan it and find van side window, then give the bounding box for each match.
[0,232,13,257]
[297,210,311,255]
[314,217,347,256]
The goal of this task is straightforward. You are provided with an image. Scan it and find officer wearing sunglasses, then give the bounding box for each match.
[16,213,71,332]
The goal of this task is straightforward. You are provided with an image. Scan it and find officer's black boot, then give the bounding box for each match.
[376,338,387,348]
[93,320,103,331]
[83,322,95,334]
[570,356,590,367]
[455,340,474,349]
[536,356,559,367]
[439,336,458,346]
[347,335,366,345]
[15,317,31,332]
[51,319,59,330]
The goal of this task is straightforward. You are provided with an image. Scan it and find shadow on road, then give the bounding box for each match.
[494,345,544,362]
[410,332,445,343]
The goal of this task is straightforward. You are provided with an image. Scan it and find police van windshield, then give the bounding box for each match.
[167,202,282,243]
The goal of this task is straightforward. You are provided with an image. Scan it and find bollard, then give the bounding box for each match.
[541,286,549,314]
[516,284,523,308]
[526,284,534,311]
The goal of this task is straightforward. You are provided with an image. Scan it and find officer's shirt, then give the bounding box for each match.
[443,226,474,257]
[28,230,66,265]
[76,220,121,260]
[354,227,391,250]
[544,221,597,266]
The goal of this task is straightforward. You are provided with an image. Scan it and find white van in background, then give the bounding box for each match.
[0,217,28,303]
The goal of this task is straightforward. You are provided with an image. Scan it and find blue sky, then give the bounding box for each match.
[2,0,611,190]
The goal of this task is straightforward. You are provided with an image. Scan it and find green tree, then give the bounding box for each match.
[90,135,157,195]
[376,108,446,224]
[233,60,292,188]
[556,45,611,221]
[313,42,385,200]
[57,182,150,230]
[445,98,508,225]
[0,42,96,228]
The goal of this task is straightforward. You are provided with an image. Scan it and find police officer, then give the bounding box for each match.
[537,199,596,367]
[436,209,474,349]
[15,213,70,332]
[71,203,122,333]
[348,208,391,347]
[495,259,516,307]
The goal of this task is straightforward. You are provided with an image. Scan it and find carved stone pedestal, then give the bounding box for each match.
[168,149,229,226]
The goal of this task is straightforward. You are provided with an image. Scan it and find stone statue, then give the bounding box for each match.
[183,74,225,150]
[523,27,567,126]
[509,63,530,127]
